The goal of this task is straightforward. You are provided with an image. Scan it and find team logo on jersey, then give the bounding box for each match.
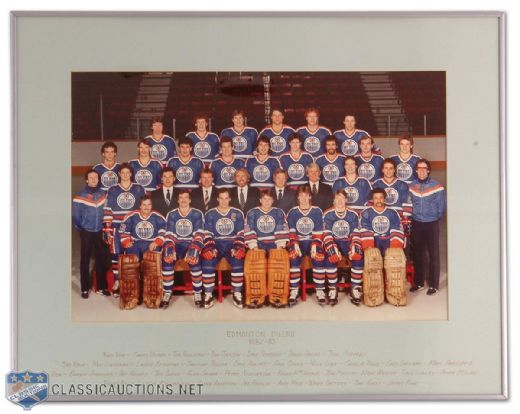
[322,164,340,182]
[296,217,314,235]
[151,143,168,161]
[257,215,276,233]
[253,165,270,182]
[117,192,136,210]
[270,135,286,153]
[344,187,359,204]
[342,139,358,156]
[287,164,305,180]
[175,219,193,237]
[176,166,194,183]
[332,220,351,239]
[135,169,153,187]
[232,136,247,153]
[194,141,211,159]
[101,171,118,189]
[358,163,376,180]
[372,215,390,234]
[221,166,237,183]
[397,162,413,181]
[304,136,320,154]
[136,220,154,239]
[216,218,234,236]
[384,188,399,205]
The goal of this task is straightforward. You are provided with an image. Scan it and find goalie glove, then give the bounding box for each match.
[163,241,176,264]
[349,242,363,261]
[287,240,302,259]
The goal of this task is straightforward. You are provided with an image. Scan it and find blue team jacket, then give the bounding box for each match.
[72,185,107,232]
[409,177,446,222]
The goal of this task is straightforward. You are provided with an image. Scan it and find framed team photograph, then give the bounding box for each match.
[10,11,506,404]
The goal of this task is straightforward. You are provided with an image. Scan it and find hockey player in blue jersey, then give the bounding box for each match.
[315,135,346,186]
[201,188,246,309]
[102,163,146,296]
[332,156,373,214]
[355,135,385,183]
[166,137,205,190]
[93,141,120,192]
[161,190,206,308]
[220,110,258,160]
[323,190,365,306]
[129,139,163,193]
[210,137,245,189]
[186,114,220,165]
[296,108,332,157]
[245,136,281,189]
[258,109,295,156]
[145,116,176,165]
[286,185,326,306]
[390,134,422,184]
[279,133,314,188]
[333,114,378,156]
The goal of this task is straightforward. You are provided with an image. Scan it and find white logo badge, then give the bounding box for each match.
[397,163,413,181]
[270,135,286,153]
[332,220,351,239]
[194,141,211,159]
[117,192,136,210]
[221,166,237,183]
[296,217,314,235]
[101,171,118,188]
[253,165,270,182]
[304,136,320,154]
[216,217,234,236]
[176,219,193,237]
[372,215,390,234]
[136,220,154,239]
[342,139,358,156]
[151,143,168,161]
[232,136,247,153]
[322,164,340,182]
[176,166,194,183]
[358,163,376,180]
[135,169,153,187]
[287,164,305,180]
[344,187,359,204]
[257,215,276,233]
[384,187,399,205]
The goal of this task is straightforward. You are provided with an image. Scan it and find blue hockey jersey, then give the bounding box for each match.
[245,156,281,188]
[279,152,314,186]
[166,156,205,189]
[103,183,146,227]
[258,125,295,156]
[287,206,324,243]
[332,177,373,213]
[372,178,412,217]
[315,154,346,186]
[164,207,205,247]
[333,129,371,156]
[244,207,289,248]
[145,135,176,164]
[220,126,258,159]
[119,210,166,245]
[128,158,163,192]
[355,154,385,183]
[359,206,404,246]
[186,131,220,164]
[204,207,245,243]
[390,154,421,184]
[93,162,121,192]
[296,126,332,157]
[210,157,246,188]
[322,208,361,244]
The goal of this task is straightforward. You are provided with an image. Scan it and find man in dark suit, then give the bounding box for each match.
[150,167,178,217]
[191,168,219,213]
[230,168,260,215]
[307,162,333,212]
[272,168,296,214]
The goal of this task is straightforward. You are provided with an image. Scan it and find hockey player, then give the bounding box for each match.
[166,137,205,190]
[390,134,422,184]
[220,110,258,160]
[209,137,246,189]
[129,139,163,193]
[185,114,220,165]
[245,136,281,189]
[258,109,295,156]
[102,163,146,296]
[315,135,346,187]
[145,116,176,164]
[93,141,120,192]
[279,133,314,188]
[333,114,377,156]
[201,188,246,309]
[332,156,373,214]
[296,108,332,157]
[355,135,385,183]
[286,185,326,306]
[161,190,205,308]
[323,190,364,306]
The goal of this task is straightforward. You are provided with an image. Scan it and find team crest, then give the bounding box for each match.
[358,163,376,180]
[232,136,247,152]
[136,220,154,239]
[216,218,234,236]
[384,188,399,205]
[344,187,359,203]
[101,171,118,188]
[253,165,270,182]
[151,143,168,160]
[304,136,320,154]
[322,164,340,182]
[135,169,153,187]
[6,370,48,409]
[176,166,194,183]
[175,219,193,237]
[296,217,314,235]
[342,139,358,156]
[372,215,390,234]
[332,220,351,239]
[287,164,305,180]
[270,135,286,153]
[257,215,276,233]
[194,141,211,159]
[221,166,237,183]
[397,162,413,181]
[117,192,136,209]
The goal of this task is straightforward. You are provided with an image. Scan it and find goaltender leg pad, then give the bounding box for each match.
[384,247,407,306]
[244,249,267,308]
[268,249,290,307]
[142,251,164,309]
[118,254,140,310]
[363,247,384,307]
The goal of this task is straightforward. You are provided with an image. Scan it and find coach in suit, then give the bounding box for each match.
[272,168,296,214]
[150,167,178,217]
[230,168,260,215]
[191,168,219,213]
[307,162,333,212]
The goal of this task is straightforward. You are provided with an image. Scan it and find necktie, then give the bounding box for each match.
[204,190,210,210]
[239,188,245,209]
[278,189,282,201]
[166,189,171,205]
[312,183,317,195]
